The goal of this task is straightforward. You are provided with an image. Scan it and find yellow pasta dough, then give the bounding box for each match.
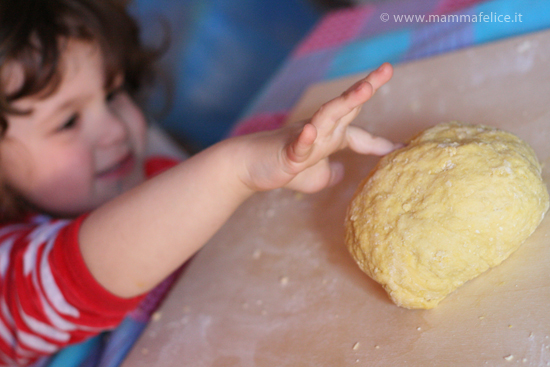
[345,122,549,309]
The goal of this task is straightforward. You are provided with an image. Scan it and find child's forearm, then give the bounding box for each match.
[79,137,253,298]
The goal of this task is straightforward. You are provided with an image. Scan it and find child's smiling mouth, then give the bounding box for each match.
[96,153,135,179]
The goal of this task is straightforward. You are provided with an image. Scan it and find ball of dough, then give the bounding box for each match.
[345,122,549,309]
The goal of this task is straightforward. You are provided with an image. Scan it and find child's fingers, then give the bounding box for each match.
[311,82,373,135]
[346,125,401,155]
[311,63,393,134]
[285,123,317,164]
[360,62,393,95]
[336,104,362,129]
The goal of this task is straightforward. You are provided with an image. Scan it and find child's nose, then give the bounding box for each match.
[97,109,128,147]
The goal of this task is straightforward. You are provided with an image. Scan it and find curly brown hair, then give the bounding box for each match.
[0,0,162,221]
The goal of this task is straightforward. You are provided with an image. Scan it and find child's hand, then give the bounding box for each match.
[238,62,399,193]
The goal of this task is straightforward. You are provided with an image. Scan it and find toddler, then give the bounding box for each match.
[0,0,398,365]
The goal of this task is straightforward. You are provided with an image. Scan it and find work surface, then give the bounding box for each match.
[123,30,550,366]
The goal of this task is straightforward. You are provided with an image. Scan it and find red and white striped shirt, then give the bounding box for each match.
[0,157,177,366]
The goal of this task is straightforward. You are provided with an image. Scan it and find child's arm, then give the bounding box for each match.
[79,63,398,298]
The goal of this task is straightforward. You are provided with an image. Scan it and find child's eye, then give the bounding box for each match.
[106,88,122,102]
[58,114,79,131]
[106,91,116,102]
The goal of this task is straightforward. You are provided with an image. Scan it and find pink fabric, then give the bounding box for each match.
[431,0,485,15]
[293,5,376,57]
[230,112,289,137]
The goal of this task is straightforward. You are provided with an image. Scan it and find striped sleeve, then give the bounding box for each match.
[0,156,179,366]
[0,216,146,366]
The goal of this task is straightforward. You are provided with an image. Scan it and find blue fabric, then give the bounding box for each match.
[129,0,321,149]
[240,0,550,120]
[41,335,103,367]
[326,0,550,82]
[328,29,411,78]
[473,0,550,43]
[37,319,148,367]
[95,318,148,367]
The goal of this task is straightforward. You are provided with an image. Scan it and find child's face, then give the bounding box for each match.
[0,40,148,217]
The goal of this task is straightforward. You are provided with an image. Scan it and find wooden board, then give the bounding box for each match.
[123,30,550,366]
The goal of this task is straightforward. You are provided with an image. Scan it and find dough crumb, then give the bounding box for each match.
[409,100,421,113]
[252,249,262,259]
[151,312,162,322]
[517,40,532,53]
[375,345,380,349]
[352,342,360,350]
[503,355,514,361]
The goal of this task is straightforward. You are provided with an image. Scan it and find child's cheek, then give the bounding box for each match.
[17,152,94,216]
[115,93,148,157]
[132,117,147,158]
